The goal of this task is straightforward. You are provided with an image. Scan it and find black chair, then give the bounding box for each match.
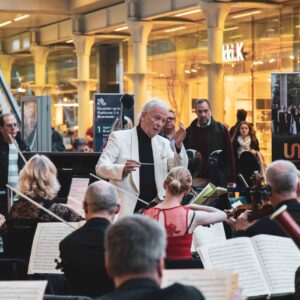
[0,258,28,280]
[43,295,93,300]
[164,258,203,269]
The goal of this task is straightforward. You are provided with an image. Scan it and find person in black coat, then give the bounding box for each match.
[0,113,29,215]
[59,181,120,298]
[95,215,204,300]
[234,160,300,238]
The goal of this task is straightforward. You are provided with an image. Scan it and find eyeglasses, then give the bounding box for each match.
[5,123,18,129]
[166,117,176,121]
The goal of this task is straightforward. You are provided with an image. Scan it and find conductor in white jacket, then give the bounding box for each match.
[96,99,188,216]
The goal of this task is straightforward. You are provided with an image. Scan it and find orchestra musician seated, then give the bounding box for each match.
[144,166,227,259]
[234,160,300,237]
[1,154,82,261]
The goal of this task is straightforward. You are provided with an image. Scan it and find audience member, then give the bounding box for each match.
[73,138,90,152]
[229,109,247,137]
[0,113,29,215]
[161,109,176,141]
[184,99,235,187]
[85,126,94,150]
[96,99,188,215]
[144,166,227,259]
[59,181,118,297]
[2,154,82,261]
[95,215,204,300]
[52,127,66,152]
[234,160,300,237]
[232,121,265,185]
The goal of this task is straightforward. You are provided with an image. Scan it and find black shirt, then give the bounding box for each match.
[135,125,157,212]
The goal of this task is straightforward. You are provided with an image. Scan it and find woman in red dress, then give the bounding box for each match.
[144,166,227,259]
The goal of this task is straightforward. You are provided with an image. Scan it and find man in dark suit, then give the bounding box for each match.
[95,215,204,300]
[234,160,300,237]
[59,181,120,297]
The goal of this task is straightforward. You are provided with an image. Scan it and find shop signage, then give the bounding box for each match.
[222,42,244,63]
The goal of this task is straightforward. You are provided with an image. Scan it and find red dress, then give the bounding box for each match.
[144,206,193,259]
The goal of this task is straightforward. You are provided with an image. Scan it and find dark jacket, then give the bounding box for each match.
[184,118,235,183]
[94,278,204,300]
[234,199,300,238]
[59,217,114,298]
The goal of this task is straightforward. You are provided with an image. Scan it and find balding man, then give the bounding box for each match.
[59,181,120,298]
[95,215,204,300]
[96,99,188,215]
[235,160,300,237]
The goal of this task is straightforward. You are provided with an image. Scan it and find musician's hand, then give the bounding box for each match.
[227,182,236,188]
[175,122,186,149]
[235,210,256,231]
[0,213,6,227]
[123,160,141,176]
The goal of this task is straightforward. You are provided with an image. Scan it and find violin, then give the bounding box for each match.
[228,172,273,221]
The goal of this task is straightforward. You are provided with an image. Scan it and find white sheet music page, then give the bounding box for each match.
[252,234,300,296]
[193,222,226,248]
[198,237,270,298]
[67,177,89,217]
[28,222,76,274]
[0,281,47,300]
[162,269,237,300]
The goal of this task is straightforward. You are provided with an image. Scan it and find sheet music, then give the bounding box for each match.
[0,281,47,300]
[193,222,226,248]
[162,269,237,300]
[198,237,270,298]
[28,222,76,274]
[67,177,89,217]
[252,235,300,295]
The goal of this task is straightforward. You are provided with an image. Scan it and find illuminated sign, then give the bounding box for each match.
[222,42,244,63]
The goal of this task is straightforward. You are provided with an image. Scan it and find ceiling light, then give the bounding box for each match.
[115,26,128,32]
[54,103,79,107]
[224,27,238,32]
[14,15,29,22]
[230,34,243,39]
[164,26,186,33]
[232,10,261,19]
[296,25,300,28]
[0,20,12,27]
[185,70,191,74]
[65,39,73,43]
[190,69,197,73]
[174,9,201,17]
[289,55,295,60]
[269,58,275,63]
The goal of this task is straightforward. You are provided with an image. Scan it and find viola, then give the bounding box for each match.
[227,172,273,221]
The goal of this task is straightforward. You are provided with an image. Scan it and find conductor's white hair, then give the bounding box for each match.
[141,99,169,114]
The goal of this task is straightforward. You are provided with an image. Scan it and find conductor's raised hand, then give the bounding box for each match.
[123,160,141,177]
[175,122,186,149]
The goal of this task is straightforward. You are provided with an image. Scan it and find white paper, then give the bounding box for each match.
[198,237,270,298]
[252,235,300,295]
[0,281,47,300]
[162,269,237,300]
[193,222,226,248]
[67,177,89,217]
[28,222,76,274]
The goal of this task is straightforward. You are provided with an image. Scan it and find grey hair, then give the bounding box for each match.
[105,215,166,277]
[84,181,119,214]
[141,99,169,114]
[265,160,298,195]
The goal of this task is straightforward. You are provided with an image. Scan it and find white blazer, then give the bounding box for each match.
[95,127,188,216]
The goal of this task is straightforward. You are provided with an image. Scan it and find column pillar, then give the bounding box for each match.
[127,21,152,122]
[72,35,95,136]
[200,1,230,122]
[0,54,15,87]
[30,45,50,95]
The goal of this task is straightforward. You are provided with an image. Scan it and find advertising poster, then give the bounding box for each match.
[272,73,300,168]
[22,97,38,150]
[94,93,134,152]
